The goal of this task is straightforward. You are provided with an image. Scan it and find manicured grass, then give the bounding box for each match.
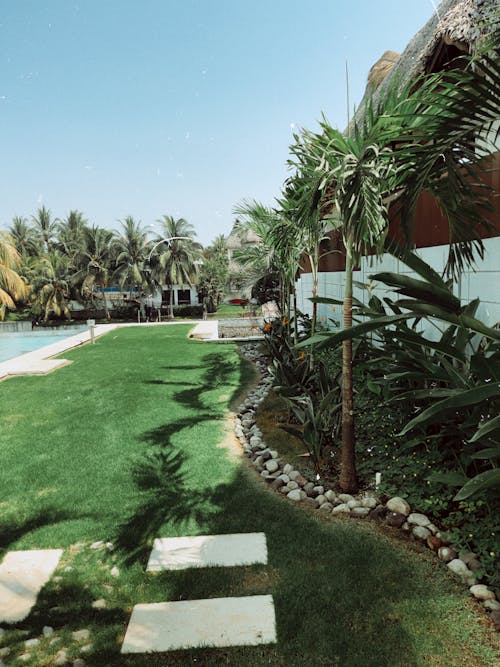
[0,325,497,666]
[211,304,261,319]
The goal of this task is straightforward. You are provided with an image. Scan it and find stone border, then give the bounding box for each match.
[235,343,500,631]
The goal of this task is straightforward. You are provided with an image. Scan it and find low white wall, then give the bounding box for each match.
[295,237,500,332]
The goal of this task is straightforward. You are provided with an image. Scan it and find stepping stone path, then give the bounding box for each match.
[0,549,63,623]
[122,532,277,654]
[121,595,276,653]
[0,535,276,656]
[147,532,268,571]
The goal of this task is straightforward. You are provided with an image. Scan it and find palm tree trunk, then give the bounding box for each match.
[292,286,298,345]
[169,285,174,319]
[340,236,358,493]
[101,286,111,320]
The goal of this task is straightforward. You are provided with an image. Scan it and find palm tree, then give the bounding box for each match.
[294,46,499,492]
[0,232,28,319]
[9,216,38,258]
[233,201,303,329]
[75,226,113,319]
[112,217,152,301]
[150,216,202,318]
[56,210,88,263]
[31,205,58,254]
[26,252,72,322]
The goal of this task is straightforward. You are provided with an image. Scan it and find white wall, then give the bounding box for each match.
[294,236,500,332]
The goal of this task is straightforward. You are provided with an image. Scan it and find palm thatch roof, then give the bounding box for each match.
[349,0,498,133]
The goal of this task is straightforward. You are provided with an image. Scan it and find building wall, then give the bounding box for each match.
[295,235,500,332]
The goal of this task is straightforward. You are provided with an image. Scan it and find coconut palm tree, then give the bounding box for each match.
[0,232,28,319]
[31,205,58,254]
[27,252,72,322]
[9,216,38,258]
[56,210,88,264]
[150,216,202,318]
[112,217,153,301]
[75,226,113,319]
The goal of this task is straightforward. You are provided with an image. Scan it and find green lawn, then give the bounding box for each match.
[0,325,497,666]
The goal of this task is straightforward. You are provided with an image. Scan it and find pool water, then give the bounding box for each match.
[0,325,87,363]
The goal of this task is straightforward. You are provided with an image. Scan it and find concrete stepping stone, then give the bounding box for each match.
[146,533,267,571]
[0,549,63,622]
[121,594,277,653]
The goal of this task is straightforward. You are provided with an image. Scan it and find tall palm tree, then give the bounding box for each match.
[56,210,88,264]
[26,252,72,322]
[151,216,202,318]
[9,216,38,258]
[112,217,152,300]
[31,205,58,254]
[0,232,28,319]
[75,226,113,319]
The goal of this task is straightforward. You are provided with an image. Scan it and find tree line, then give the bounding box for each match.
[0,208,229,321]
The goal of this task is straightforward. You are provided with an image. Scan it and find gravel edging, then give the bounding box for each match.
[236,343,500,631]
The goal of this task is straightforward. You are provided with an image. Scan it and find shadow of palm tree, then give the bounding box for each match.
[141,414,217,447]
[114,448,211,566]
[0,508,82,554]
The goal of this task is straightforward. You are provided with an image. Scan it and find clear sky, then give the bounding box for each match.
[0,0,437,245]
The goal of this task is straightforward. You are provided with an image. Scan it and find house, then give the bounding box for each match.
[295,0,500,329]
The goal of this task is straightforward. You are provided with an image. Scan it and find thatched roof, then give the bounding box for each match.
[349,0,498,133]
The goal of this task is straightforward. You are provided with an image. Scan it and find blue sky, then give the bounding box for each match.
[0,0,436,245]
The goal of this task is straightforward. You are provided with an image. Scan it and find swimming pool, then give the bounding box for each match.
[0,325,88,363]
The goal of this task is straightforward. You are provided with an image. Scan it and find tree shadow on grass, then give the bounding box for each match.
[0,508,82,554]
[114,448,212,566]
[141,414,217,448]
[134,467,453,667]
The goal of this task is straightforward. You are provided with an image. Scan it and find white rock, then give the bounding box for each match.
[318,502,333,511]
[72,629,91,642]
[407,513,431,527]
[324,490,337,502]
[469,585,495,601]
[287,489,304,502]
[313,486,324,495]
[412,526,431,540]
[332,503,350,514]
[73,659,86,667]
[91,599,107,610]
[386,497,410,516]
[438,547,457,562]
[362,497,377,509]
[80,644,93,654]
[316,495,326,506]
[18,654,32,664]
[265,459,279,473]
[105,542,115,552]
[351,507,370,517]
[338,494,354,503]
[283,464,293,475]
[447,559,474,581]
[347,499,361,509]
[43,626,54,637]
[288,470,301,481]
[25,638,40,648]
[53,649,68,666]
[277,474,290,484]
[110,566,120,577]
[286,481,299,491]
[90,541,104,550]
[484,599,500,611]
